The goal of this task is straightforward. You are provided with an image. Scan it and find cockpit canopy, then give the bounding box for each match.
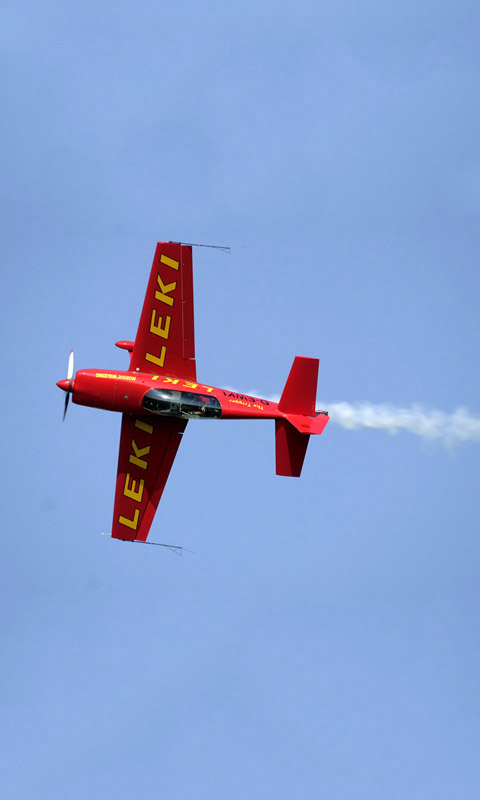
[143,389,222,419]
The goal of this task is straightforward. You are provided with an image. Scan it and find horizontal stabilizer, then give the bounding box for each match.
[278,356,319,415]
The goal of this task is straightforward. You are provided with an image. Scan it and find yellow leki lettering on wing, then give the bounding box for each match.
[183,381,198,389]
[123,473,145,503]
[118,508,140,530]
[164,377,179,385]
[160,254,179,270]
[145,348,166,368]
[129,439,151,470]
[150,310,171,339]
[135,419,153,434]
[154,275,177,306]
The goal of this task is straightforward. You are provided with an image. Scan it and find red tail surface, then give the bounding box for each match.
[278,357,319,415]
[275,419,310,477]
[276,357,328,477]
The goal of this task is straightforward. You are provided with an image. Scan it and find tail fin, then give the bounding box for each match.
[275,357,328,477]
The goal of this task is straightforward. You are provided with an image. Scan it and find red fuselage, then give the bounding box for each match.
[62,368,281,422]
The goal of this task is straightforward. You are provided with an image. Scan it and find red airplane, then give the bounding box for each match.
[57,242,329,543]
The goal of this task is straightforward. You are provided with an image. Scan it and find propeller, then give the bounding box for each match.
[57,350,75,421]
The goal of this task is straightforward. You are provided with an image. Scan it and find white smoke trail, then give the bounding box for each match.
[325,402,480,445]
[244,390,480,446]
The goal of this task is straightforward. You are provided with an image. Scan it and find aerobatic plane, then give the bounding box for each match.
[57,242,329,542]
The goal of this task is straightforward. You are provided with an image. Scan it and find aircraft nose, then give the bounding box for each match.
[57,379,72,392]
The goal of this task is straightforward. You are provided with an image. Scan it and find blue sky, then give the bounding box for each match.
[2,1,480,797]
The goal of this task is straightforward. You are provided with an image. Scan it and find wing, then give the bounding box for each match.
[111,413,187,542]
[129,242,196,379]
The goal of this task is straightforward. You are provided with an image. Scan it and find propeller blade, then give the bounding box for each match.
[60,349,75,421]
[67,349,74,380]
[63,391,70,422]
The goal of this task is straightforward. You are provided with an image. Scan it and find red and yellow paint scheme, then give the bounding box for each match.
[57,242,329,542]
